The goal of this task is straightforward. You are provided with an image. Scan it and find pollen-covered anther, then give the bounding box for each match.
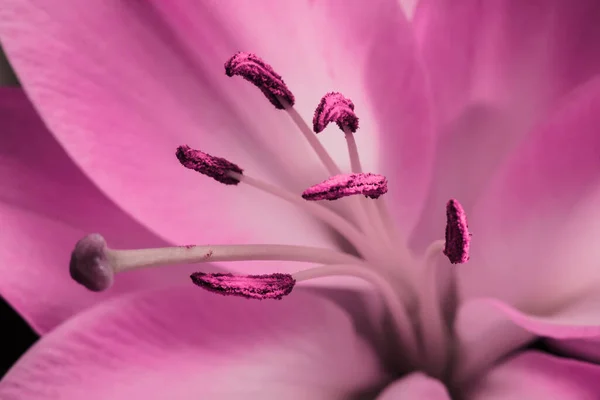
[225,52,295,110]
[176,145,243,185]
[443,199,471,264]
[69,233,114,292]
[302,173,388,201]
[190,272,296,300]
[313,92,359,134]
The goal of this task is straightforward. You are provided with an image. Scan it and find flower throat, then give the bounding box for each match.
[69,51,471,375]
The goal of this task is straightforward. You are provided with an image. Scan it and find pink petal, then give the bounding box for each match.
[467,351,600,399]
[0,88,222,334]
[415,0,600,127]
[457,77,600,309]
[0,286,384,399]
[547,338,600,364]
[0,1,338,250]
[410,0,600,250]
[455,297,600,380]
[376,373,451,399]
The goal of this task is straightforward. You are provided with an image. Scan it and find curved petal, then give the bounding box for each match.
[0,88,223,334]
[0,286,384,400]
[466,351,600,399]
[455,296,600,381]
[410,0,600,250]
[457,76,600,308]
[414,0,600,125]
[377,373,451,399]
[0,0,337,249]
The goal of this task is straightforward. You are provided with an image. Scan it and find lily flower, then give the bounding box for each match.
[2,0,600,398]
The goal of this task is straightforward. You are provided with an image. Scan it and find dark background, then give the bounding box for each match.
[0,297,38,378]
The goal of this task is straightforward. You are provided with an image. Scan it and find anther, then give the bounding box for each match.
[190,272,295,300]
[313,92,359,134]
[69,234,114,292]
[225,52,295,109]
[443,199,471,264]
[302,173,388,201]
[176,145,243,185]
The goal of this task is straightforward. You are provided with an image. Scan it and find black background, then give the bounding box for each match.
[0,297,38,379]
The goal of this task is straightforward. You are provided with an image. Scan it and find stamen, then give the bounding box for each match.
[229,172,381,261]
[190,272,295,300]
[302,173,388,201]
[443,199,471,264]
[176,145,243,185]
[313,92,359,134]
[173,144,378,260]
[69,234,114,291]
[311,93,397,256]
[225,52,295,110]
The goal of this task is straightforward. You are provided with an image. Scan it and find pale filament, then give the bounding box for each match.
[228,171,383,262]
[342,126,405,261]
[341,125,381,243]
[416,239,449,378]
[107,243,365,274]
[283,102,342,177]
[292,263,419,366]
[282,103,386,250]
[280,99,394,257]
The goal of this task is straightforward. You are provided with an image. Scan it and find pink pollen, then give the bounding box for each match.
[443,199,471,264]
[176,145,243,185]
[190,272,295,300]
[313,92,359,133]
[302,173,388,201]
[225,52,295,110]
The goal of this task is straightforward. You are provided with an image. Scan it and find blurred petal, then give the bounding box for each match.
[410,0,600,249]
[547,337,600,364]
[458,77,600,308]
[0,0,336,249]
[456,296,600,380]
[415,0,600,127]
[0,88,222,334]
[0,287,384,400]
[467,351,600,399]
[377,373,451,399]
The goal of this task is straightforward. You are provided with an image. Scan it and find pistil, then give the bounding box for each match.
[70,233,365,292]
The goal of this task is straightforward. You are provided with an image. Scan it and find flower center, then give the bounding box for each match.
[69,52,471,380]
